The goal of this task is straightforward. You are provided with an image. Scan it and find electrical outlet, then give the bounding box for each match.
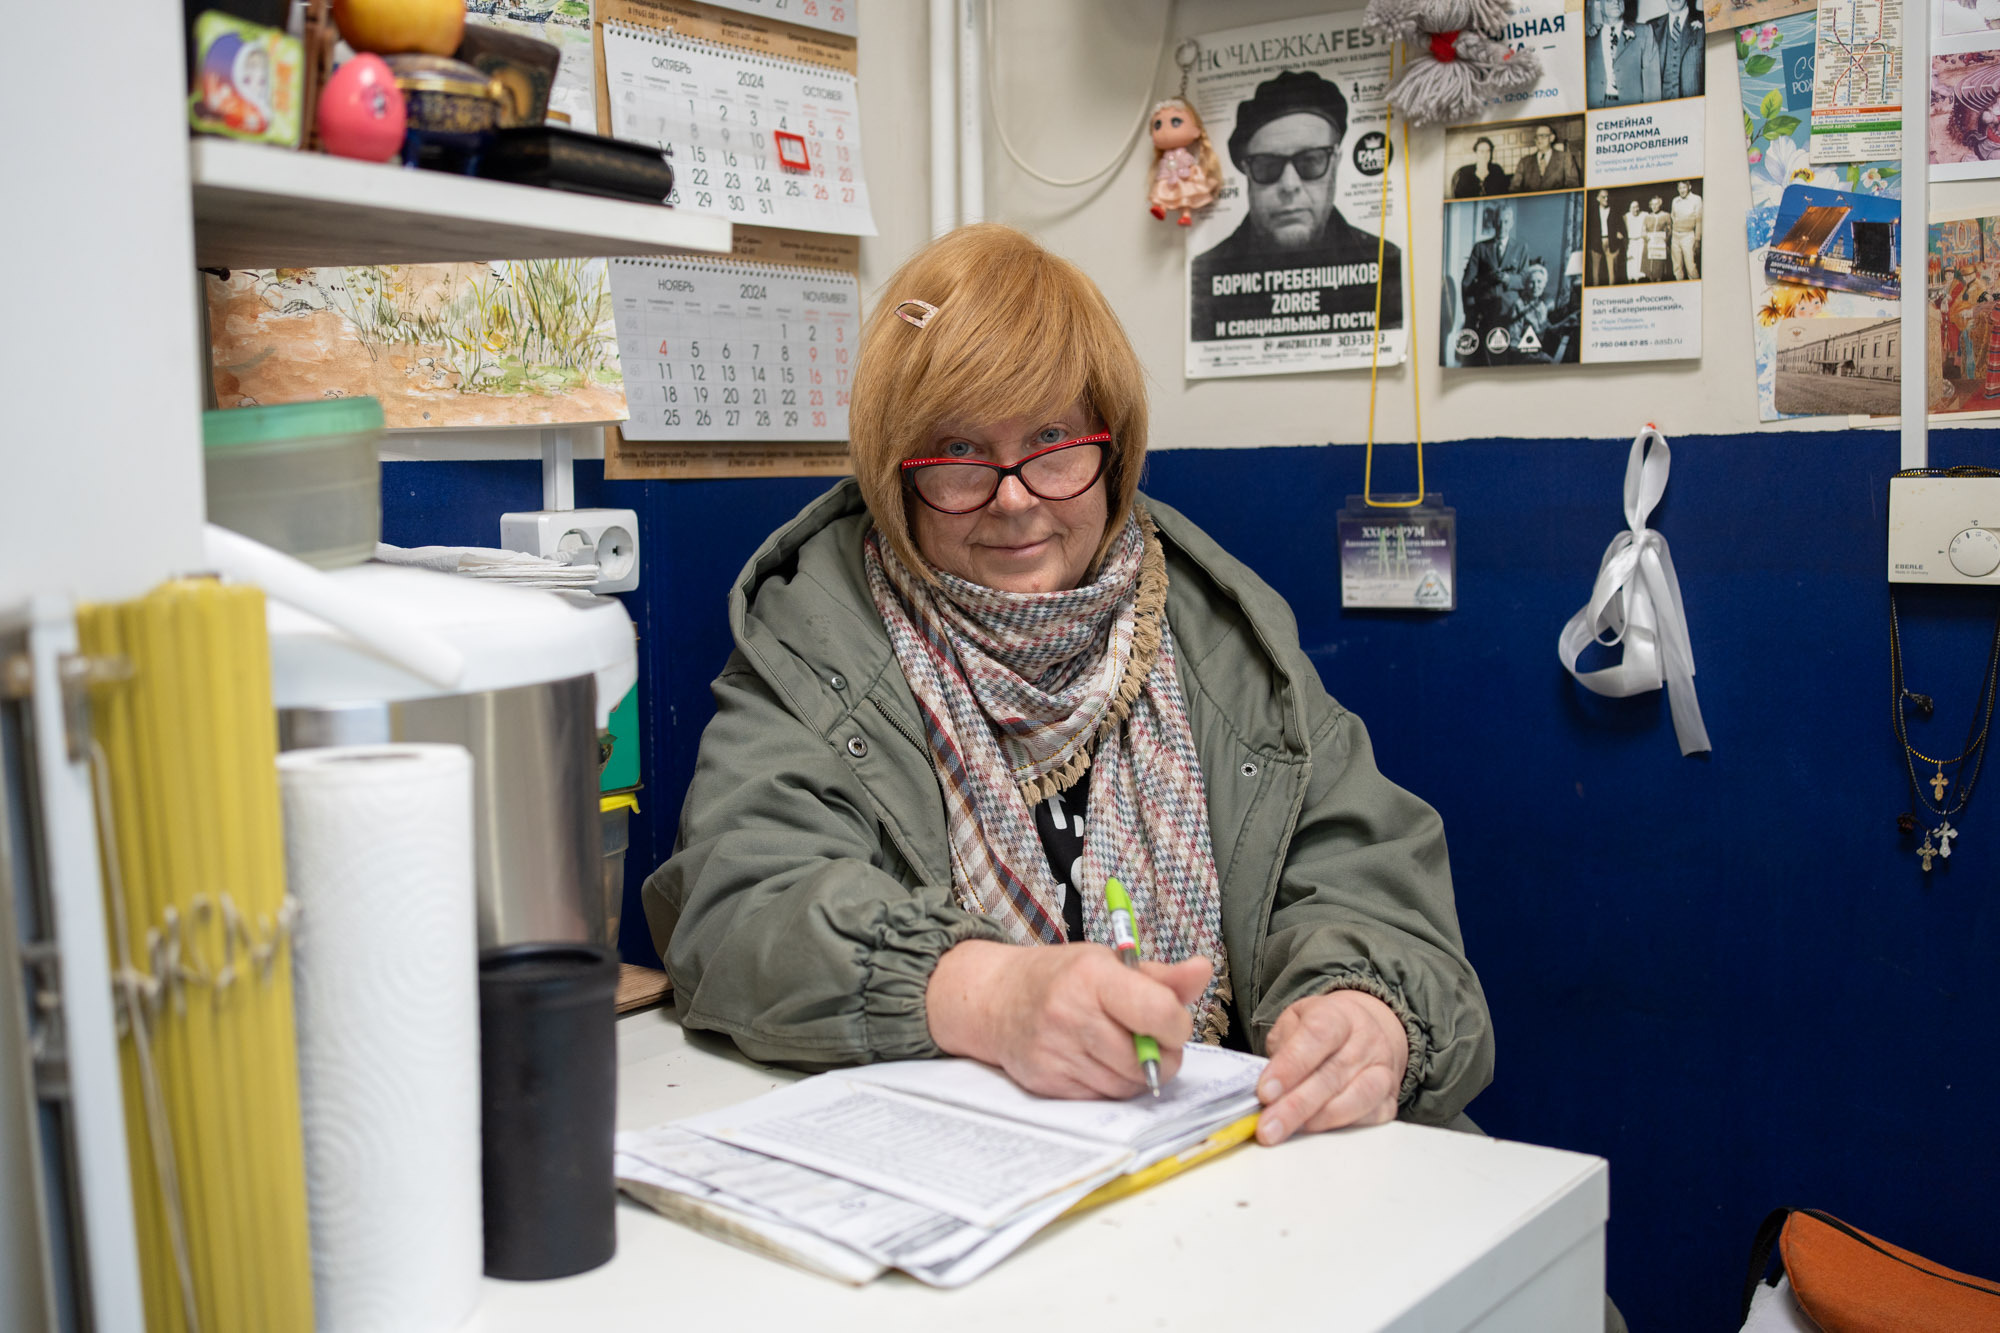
[500,508,641,594]
[1887,476,2000,584]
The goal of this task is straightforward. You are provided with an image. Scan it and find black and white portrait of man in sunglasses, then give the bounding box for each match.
[1189,68,1402,355]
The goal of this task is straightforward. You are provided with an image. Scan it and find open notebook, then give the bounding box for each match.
[616,1044,1265,1286]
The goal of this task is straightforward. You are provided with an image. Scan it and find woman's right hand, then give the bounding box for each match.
[925,939,1214,1099]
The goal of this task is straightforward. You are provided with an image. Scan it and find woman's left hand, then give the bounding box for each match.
[1254,990,1408,1145]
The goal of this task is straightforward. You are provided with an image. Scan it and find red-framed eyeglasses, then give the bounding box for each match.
[900,433,1112,515]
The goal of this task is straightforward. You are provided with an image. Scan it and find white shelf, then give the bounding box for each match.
[191,139,732,269]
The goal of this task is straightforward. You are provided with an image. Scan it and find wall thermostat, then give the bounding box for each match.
[1887,476,2000,584]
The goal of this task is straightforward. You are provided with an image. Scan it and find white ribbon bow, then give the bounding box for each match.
[1558,426,1711,755]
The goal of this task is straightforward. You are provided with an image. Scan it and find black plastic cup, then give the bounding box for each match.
[478,942,619,1280]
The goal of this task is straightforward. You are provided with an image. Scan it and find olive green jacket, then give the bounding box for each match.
[643,481,1494,1126]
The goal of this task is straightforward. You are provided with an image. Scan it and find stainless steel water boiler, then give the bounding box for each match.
[260,561,636,949]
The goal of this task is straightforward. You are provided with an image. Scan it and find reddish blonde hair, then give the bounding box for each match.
[849,224,1149,575]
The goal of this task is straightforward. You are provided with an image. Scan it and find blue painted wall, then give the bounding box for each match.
[384,428,2000,1330]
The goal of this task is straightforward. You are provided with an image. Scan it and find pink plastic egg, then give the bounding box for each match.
[317,53,407,162]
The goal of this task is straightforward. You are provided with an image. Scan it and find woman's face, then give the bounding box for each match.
[1474,140,1492,166]
[909,400,1108,594]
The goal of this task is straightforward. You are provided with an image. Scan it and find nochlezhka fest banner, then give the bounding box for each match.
[1183,10,1406,379]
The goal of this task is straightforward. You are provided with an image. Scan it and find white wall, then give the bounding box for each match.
[855,0,2000,447]
[0,3,208,603]
[857,5,943,309]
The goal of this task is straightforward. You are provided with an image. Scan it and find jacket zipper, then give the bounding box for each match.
[869,692,929,761]
[866,694,946,882]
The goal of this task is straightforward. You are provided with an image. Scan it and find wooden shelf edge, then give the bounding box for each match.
[191,139,732,269]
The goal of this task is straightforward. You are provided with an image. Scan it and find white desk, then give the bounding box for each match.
[464,1010,1608,1332]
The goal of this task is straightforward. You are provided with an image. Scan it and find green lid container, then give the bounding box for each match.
[202,397,386,451]
[203,398,385,570]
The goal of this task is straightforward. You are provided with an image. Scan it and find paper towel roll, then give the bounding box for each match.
[280,744,482,1333]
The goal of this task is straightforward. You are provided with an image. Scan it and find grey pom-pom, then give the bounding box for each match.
[1462,30,1543,98]
[1385,48,1485,125]
[1368,0,1513,39]
[1365,0,1436,44]
[1385,30,1543,125]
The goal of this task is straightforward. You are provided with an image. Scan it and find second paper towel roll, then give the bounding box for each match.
[280,743,481,1333]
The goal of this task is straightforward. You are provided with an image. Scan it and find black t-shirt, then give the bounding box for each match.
[1032,767,1090,942]
[1030,767,1248,1048]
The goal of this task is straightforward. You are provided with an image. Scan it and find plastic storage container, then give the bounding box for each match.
[600,792,636,948]
[204,397,384,570]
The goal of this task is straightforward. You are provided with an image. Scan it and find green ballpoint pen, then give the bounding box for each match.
[1103,876,1163,1098]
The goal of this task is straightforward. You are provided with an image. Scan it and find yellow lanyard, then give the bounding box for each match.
[1364,51,1425,509]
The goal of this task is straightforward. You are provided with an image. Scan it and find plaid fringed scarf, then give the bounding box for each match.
[864,508,1232,1040]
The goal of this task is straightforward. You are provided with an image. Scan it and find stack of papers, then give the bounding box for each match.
[616,1045,1266,1287]
[373,543,600,590]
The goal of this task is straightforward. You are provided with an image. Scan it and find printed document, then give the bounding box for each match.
[683,1079,1128,1228]
[619,1044,1268,1286]
[840,1044,1264,1158]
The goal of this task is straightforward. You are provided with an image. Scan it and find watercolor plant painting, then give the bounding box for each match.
[206,259,628,429]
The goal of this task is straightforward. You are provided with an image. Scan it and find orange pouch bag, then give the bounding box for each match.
[1742,1207,2000,1331]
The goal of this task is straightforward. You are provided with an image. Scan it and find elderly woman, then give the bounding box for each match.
[1450,136,1510,198]
[643,224,1493,1144]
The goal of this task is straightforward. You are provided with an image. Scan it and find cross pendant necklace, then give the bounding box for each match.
[1890,585,2000,876]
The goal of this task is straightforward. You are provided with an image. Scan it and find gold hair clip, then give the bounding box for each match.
[893,299,940,329]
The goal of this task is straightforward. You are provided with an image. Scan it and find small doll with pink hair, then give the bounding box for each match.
[1147,98,1222,225]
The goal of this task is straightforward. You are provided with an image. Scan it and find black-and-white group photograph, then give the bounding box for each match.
[1578,179,1703,285]
[1443,117,1587,199]
[1584,0,1704,108]
[1440,193,1585,367]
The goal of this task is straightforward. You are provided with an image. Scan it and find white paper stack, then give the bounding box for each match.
[374,542,599,590]
[280,744,482,1333]
[615,1045,1265,1287]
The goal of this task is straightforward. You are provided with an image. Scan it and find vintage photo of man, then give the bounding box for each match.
[1669,179,1702,278]
[1446,0,1704,367]
[1587,0,1703,107]
[1511,123,1583,192]
[1587,181,1701,284]
[1191,69,1402,338]
[1443,116,1587,200]
[1184,12,1407,378]
[1586,188,1622,284]
[1441,193,1585,365]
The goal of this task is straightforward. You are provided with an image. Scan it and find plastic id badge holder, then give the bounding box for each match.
[1336,495,1456,611]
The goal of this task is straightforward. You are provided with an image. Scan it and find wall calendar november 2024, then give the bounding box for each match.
[611,256,857,443]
